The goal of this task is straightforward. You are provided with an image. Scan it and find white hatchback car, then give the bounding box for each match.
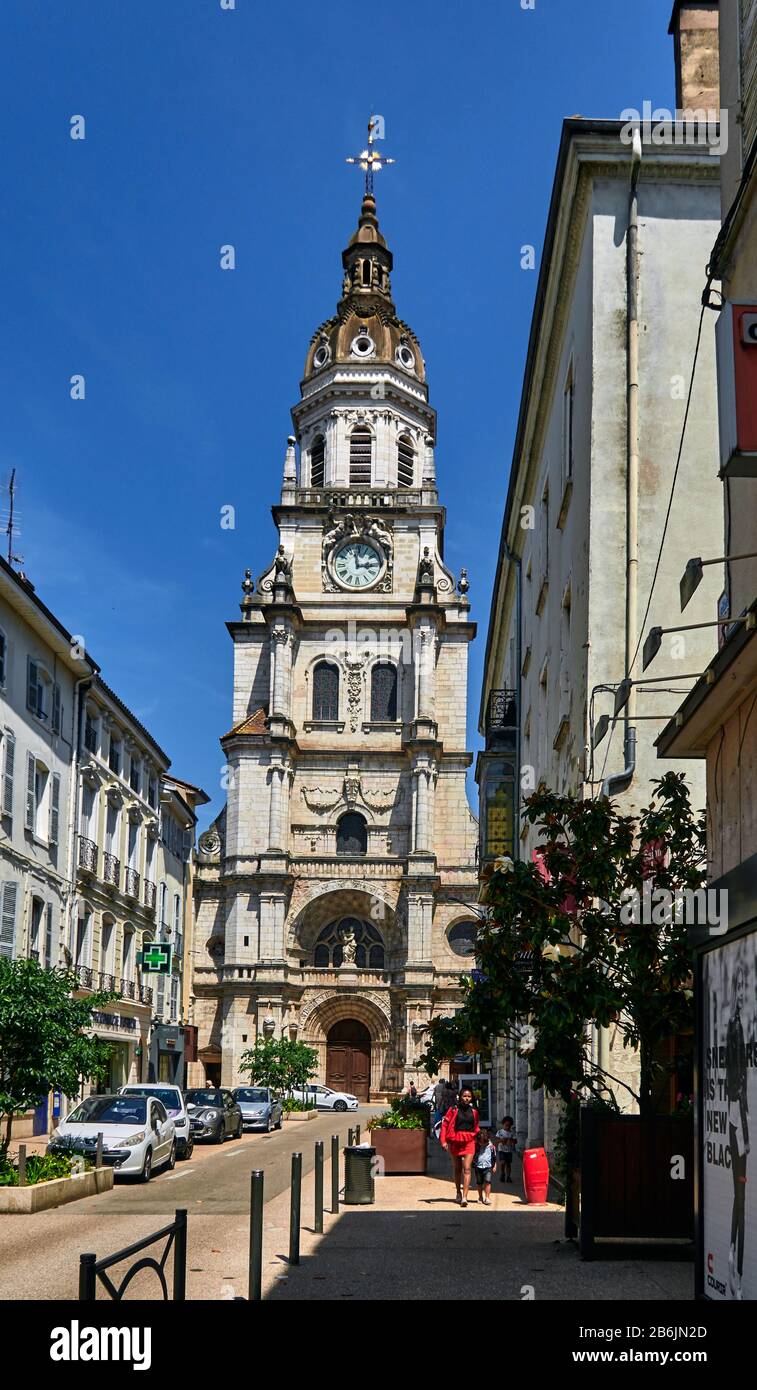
[119,1083,194,1159]
[48,1093,176,1181]
[290,1084,359,1112]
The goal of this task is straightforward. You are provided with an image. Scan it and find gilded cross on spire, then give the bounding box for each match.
[346,115,395,195]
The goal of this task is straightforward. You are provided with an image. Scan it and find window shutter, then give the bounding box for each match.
[52,683,62,735]
[0,881,17,959]
[27,659,38,713]
[44,902,54,968]
[741,0,757,154]
[49,772,61,844]
[25,751,36,830]
[370,663,398,722]
[2,730,14,817]
[349,429,372,485]
[182,828,192,860]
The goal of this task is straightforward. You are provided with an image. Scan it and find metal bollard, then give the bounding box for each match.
[17,1144,27,1187]
[348,1126,354,1147]
[331,1132,339,1214]
[95,1132,103,1169]
[314,1141,324,1234]
[355,1123,361,1145]
[248,1170,264,1301]
[289,1152,302,1265]
[79,1252,97,1301]
[173,1209,187,1301]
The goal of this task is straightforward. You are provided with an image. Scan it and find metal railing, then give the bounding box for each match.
[79,1208,187,1301]
[75,965,94,990]
[486,688,518,735]
[78,835,98,873]
[98,971,116,993]
[143,878,156,910]
[119,977,136,1000]
[125,867,140,899]
[140,984,153,1006]
[103,852,120,888]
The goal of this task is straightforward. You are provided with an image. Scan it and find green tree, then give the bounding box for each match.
[0,957,116,1152]
[238,1037,318,1097]
[420,773,705,1120]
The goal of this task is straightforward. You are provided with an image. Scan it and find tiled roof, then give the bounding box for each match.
[221,707,268,740]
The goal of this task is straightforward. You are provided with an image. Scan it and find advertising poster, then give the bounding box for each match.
[701,928,757,1300]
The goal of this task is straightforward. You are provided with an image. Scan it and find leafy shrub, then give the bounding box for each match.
[280,1097,316,1113]
[0,1150,90,1186]
[367,1108,426,1131]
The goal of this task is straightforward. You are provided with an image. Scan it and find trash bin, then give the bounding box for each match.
[343,1145,376,1205]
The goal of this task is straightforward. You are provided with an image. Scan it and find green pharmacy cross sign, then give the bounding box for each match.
[139,943,172,975]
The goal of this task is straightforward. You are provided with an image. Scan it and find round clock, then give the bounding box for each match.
[333,539,383,589]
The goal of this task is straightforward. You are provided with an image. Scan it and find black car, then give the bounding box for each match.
[185,1088,243,1143]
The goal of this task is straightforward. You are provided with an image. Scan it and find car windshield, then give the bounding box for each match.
[186,1090,222,1108]
[67,1097,147,1126]
[122,1087,182,1111]
[234,1089,269,1103]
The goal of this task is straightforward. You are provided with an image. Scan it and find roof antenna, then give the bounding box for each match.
[3,469,24,569]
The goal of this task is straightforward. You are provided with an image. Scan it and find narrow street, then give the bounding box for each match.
[0,1109,368,1299]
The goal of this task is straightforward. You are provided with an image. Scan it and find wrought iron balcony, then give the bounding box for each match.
[103,853,120,888]
[143,879,156,911]
[76,965,94,990]
[140,984,153,1007]
[78,835,98,874]
[125,867,140,900]
[485,688,518,751]
[119,977,136,1000]
[99,971,116,993]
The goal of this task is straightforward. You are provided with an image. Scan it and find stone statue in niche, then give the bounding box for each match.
[339,922,357,966]
[418,546,435,584]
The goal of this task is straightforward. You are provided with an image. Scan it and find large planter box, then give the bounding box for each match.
[579,1110,694,1259]
[370,1127,428,1175]
[0,1165,113,1214]
[283,1110,318,1122]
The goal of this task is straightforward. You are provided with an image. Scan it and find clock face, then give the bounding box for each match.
[333,540,382,589]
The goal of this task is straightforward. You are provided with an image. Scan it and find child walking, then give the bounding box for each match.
[474,1129,497,1205]
[495,1116,517,1183]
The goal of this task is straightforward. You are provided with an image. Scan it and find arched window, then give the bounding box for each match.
[310,434,325,488]
[397,434,415,488]
[312,661,339,721]
[361,259,372,287]
[313,917,385,969]
[349,428,372,486]
[336,811,367,855]
[370,663,398,722]
[448,920,479,958]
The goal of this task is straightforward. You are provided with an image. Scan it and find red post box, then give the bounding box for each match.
[522,1146,549,1203]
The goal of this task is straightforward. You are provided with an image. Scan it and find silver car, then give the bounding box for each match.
[232,1086,283,1132]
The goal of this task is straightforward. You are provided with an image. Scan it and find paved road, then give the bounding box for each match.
[0,1107,376,1300]
[75,1106,374,1216]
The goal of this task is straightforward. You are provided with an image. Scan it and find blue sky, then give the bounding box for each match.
[1,0,674,827]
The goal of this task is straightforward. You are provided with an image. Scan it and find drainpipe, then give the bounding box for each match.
[603,130,642,799]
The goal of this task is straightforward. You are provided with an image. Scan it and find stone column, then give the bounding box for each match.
[416,625,436,719]
[412,759,436,853]
[267,757,289,851]
[407,892,433,962]
[259,893,286,959]
[271,626,291,719]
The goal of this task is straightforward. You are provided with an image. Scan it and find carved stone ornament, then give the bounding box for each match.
[322,511,393,594]
[198,828,222,857]
[346,658,364,731]
[300,776,401,817]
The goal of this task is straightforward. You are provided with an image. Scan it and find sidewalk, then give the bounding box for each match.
[251,1139,693,1302]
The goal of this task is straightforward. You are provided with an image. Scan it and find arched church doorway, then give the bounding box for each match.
[326,1019,371,1101]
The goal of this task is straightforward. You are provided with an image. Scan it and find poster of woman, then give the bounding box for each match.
[701,929,757,1300]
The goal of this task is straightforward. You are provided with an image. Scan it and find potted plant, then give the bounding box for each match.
[367,1099,428,1174]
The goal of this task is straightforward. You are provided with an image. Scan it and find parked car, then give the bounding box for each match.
[119,1083,194,1159]
[48,1093,176,1181]
[231,1086,283,1133]
[185,1088,243,1142]
[289,1084,359,1112]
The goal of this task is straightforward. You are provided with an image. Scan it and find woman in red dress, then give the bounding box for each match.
[439,1086,480,1206]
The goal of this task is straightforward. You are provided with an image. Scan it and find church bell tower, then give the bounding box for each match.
[193,125,480,1098]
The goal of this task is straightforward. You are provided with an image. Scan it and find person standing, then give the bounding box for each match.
[440,1086,479,1206]
[431,1077,450,1135]
[495,1116,517,1183]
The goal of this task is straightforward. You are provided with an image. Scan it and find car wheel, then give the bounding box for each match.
[166,1140,177,1171]
[181,1138,194,1161]
[266,1115,274,1134]
[235,1117,243,1139]
[333,1100,348,1112]
[276,1111,283,1130]
[214,1122,225,1144]
[141,1147,153,1183]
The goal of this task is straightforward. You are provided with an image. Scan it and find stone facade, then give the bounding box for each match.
[192,189,479,1097]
